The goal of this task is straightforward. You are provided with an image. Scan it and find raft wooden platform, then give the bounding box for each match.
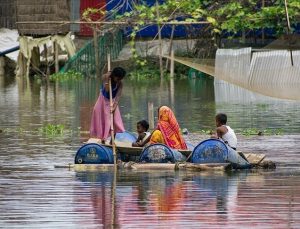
[54,163,116,171]
[85,138,192,156]
[54,162,230,171]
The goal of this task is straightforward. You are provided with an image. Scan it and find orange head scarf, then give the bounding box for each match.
[157,106,187,150]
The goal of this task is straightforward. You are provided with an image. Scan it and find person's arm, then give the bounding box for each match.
[210,130,218,139]
[132,132,152,147]
[216,126,227,139]
[132,133,144,147]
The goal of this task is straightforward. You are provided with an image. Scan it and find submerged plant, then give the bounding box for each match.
[240,128,283,136]
[128,65,164,81]
[38,124,65,136]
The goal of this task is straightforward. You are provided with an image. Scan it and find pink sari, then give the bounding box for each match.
[151,106,187,150]
[89,94,125,140]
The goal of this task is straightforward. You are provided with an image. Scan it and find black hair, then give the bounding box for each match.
[137,120,149,131]
[216,113,227,125]
[111,67,126,79]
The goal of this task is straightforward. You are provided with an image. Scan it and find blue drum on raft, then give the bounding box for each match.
[139,143,186,163]
[75,143,114,164]
[191,139,251,169]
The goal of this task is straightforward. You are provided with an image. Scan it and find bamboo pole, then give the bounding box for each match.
[156,1,164,78]
[54,41,59,73]
[170,49,175,109]
[93,27,100,78]
[284,0,291,34]
[148,102,154,130]
[108,53,117,168]
[165,24,175,69]
[16,21,210,25]
[284,0,294,66]
[170,49,174,78]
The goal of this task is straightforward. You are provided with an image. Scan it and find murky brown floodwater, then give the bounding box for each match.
[1,74,300,228]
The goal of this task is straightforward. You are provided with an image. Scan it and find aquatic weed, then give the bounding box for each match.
[240,128,283,136]
[38,124,65,136]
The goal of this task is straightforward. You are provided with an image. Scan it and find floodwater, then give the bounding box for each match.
[1,74,300,228]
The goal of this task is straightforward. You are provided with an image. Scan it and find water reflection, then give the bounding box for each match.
[73,170,300,228]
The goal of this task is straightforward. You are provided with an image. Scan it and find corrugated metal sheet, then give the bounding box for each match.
[79,0,106,37]
[215,48,300,100]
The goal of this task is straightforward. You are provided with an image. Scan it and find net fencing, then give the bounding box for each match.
[60,30,123,76]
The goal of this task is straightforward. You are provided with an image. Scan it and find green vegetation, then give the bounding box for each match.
[195,128,284,136]
[2,125,86,138]
[240,128,283,136]
[38,124,65,136]
[49,71,83,82]
[83,0,300,39]
[128,65,168,81]
[81,0,300,68]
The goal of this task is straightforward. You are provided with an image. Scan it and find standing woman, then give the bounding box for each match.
[90,67,126,143]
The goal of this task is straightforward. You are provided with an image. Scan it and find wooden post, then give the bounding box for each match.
[93,27,100,78]
[170,49,175,109]
[44,44,50,77]
[54,41,59,73]
[156,1,163,78]
[108,53,117,168]
[170,49,174,78]
[148,102,154,130]
[165,24,175,69]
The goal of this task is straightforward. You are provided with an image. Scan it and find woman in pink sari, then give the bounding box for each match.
[90,67,126,143]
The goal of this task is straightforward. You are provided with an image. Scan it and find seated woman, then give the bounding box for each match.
[141,106,187,150]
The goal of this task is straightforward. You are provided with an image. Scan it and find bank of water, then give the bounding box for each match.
[0,74,300,228]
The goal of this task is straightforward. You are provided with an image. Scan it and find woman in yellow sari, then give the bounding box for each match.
[149,106,187,150]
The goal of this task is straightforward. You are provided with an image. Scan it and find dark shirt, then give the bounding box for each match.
[101,82,119,99]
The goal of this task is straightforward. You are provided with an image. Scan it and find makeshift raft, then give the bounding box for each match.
[67,136,275,171]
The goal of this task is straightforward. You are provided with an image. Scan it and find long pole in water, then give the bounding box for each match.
[108,53,117,168]
[108,53,117,228]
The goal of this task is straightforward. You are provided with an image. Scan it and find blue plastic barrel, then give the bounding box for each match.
[75,143,114,164]
[191,139,251,169]
[191,139,229,164]
[139,143,186,163]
